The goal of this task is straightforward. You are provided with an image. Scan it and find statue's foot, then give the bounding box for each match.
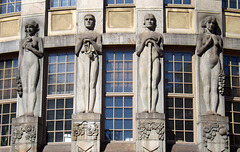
[26,113,34,117]
[206,111,218,115]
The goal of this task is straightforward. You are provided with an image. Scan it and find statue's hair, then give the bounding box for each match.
[25,20,39,33]
[143,14,156,25]
[201,16,217,28]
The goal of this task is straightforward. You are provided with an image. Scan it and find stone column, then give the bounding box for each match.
[11,1,46,152]
[194,1,230,150]
[11,117,44,152]
[136,113,165,152]
[71,114,101,152]
[197,115,229,152]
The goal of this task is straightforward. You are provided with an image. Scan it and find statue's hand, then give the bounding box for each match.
[84,39,91,43]
[25,43,33,51]
[145,39,155,46]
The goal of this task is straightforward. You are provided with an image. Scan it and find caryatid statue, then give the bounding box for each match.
[196,16,224,115]
[75,14,102,113]
[17,20,44,117]
[136,14,164,113]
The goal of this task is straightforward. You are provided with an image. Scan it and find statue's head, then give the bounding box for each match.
[25,20,39,36]
[84,14,95,30]
[201,16,217,34]
[143,14,156,31]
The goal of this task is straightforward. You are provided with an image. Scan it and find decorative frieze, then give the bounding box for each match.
[203,123,229,152]
[138,121,165,140]
[12,124,36,144]
[72,121,99,141]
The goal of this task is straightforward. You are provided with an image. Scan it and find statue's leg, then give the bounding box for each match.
[89,58,99,113]
[151,58,160,113]
[78,56,86,113]
[210,62,221,113]
[19,64,27,116]
[139,56,148,112]
[200,63,211,113]
[28,61,39,116]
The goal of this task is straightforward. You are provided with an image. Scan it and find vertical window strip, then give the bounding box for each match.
[165,52,193,94]
[50,0,76,8]
[223,0,240,9]
[0,58,18,100]
[224,55,240,147]
[46,98,73,142]
[106,0,133,5]
[0,103,16,146]
[166,97,194,143]
[0,0,21,14]
[47,51,74,143]
[48,52,74,95]
[165,0,191,5]
[104,50,133,141]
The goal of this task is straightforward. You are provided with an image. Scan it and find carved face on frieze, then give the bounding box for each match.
[84,14,95,30]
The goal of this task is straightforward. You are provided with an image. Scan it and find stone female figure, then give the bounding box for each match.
[17,21,44,117]
[196,16,224,115]
[136,14,163,113]
[75,14,102,113]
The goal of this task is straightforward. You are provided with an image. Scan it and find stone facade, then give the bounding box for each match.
[0,0,239,152]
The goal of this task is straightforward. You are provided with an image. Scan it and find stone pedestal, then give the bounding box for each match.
[71,113,101,152]
[197,115,229,152]
[136,113,165,152]
[10,116,44,152]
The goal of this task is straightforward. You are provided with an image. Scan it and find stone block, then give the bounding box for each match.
[166,8,194,34]
[11,116,44,152]
[105,8,135,33]
[0,16,20,42]
[136,113,165,152]
[71,113,101,152]
[48,10,76,36]
[197,115,229,152]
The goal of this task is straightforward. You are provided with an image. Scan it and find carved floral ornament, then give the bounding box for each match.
[12,124,36,144]
[203,123,229,152]
[72,121,99,141]
[138,121,165,140]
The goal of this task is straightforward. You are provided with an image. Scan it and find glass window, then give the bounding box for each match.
[46,98,73,142]
[106,0,133,5]
[0,58,18,100]
[224,55,240,147]
[48,52,74,95]
[50,0,76,7]
[165,0,191,4]
[104,49,134,141]
[0,0,21,14]
[223,0,240,9]
[0,103,16,146]
[47,51,74,143]
[165,52,193,94]
[165,51,194,144]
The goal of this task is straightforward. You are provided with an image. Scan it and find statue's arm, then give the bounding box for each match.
[155,35,164,57]
[196,34,212,56]
[75,36,83,56]
[136,36,145,56]
[87,34,102,55]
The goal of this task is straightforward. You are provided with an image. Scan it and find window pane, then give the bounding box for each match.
[107,0,114,4]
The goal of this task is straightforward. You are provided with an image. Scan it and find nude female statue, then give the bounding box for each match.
[196,16,224,115]
[136,14,163,113]
[75,14,102,113]
[17,21,44,116]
